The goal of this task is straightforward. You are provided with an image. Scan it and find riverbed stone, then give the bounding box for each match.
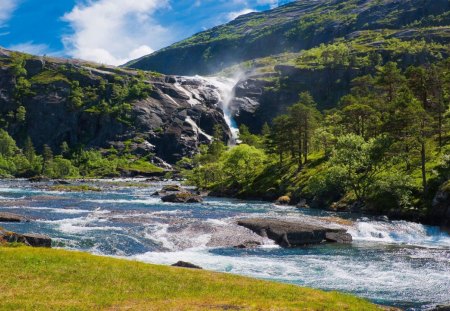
[171,261,202,269]
[162,184,183,192]
[161,192,203,203]
[0,229,51,248]
[234,241,262,249]
[237,218,352,247]
[22,234,52,248]
[325,231,353,244]
[432,304,450,311]
[0,212,28,223]
[275,196,291,205]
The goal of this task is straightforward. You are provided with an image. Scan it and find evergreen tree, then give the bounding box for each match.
[24,137,36,163]
[42,144,54,174]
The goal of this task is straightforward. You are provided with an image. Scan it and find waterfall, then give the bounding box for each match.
[173,75,242,145]
[198,76,240,145]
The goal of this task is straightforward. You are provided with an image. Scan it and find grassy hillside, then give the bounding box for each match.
[126,0,450,75]
[0,246,382,310]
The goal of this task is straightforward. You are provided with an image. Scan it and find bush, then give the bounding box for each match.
[222,144,267,188]
[366,172,416,211]
[73,150,119,177]
[45,156,79,179]
[0,130,18,157]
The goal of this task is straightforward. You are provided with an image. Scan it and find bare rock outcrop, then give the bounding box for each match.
[237,218,352,247]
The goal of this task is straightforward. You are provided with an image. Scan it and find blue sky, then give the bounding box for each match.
[0,0,293,65]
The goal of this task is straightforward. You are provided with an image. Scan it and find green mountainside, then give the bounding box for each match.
[126,0,450,75]
[0,48,231,177]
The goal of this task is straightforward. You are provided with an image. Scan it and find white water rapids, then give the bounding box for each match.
[1,178,449,310]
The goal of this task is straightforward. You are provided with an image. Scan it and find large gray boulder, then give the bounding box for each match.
[237,218,352,247]
[161,192,203,203]
[0,212,28,223]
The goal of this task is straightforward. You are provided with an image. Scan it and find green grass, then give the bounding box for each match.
[49,185,102,192]
[30,70,70,85]
[118,159,164,174]
[0,247,382,311]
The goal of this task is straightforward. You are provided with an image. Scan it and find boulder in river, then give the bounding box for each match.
[432,304,450,311]
[325,232,353,244]
[0,212,29,223]
[161,192,203,203]
[0,229,51,247]
[28,176,51,183]
[234,241,262,249]
[162,185,183,192]
[237,218,352,247]
[275,196,291,205]
[171,261,202,269]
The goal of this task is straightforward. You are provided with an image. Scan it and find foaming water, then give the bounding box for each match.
[0,179,449,310]
[349,219,450,248]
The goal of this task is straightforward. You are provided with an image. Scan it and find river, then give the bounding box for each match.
[0,179,449,310]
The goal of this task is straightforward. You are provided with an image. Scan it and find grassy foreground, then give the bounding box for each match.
[0,247,382,311]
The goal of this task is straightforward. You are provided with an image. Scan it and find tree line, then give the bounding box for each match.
[182,60,450,215]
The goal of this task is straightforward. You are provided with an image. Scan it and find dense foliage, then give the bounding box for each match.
[0,52,154,131]
[0,130,162,178]
[182,60,450,220]
[0,51,166,178]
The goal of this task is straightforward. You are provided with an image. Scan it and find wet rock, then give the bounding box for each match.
[28,176,51,183]
[237,218,352,247]
[432,304,450,311]
[161,192,203,203]
[22,234,52,248]
[296,199,310,209]
[325,232,352,244]
[146,177,164,182]
[275,196,291,205]
[0,230,51,248]
[234,241,262,249]
[376,215,390,222]
[0,212,28,223]
[162,185,182,192]
[54,180,71,185]
[171,261,202,269]
[320,217,354,227]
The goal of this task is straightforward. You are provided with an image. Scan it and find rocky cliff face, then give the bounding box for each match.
[0,48,231,164]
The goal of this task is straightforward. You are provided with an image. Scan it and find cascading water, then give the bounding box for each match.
[198,75,241,145]
[173,74,242,145]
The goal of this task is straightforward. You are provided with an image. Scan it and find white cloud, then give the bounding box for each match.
[227,8,256,21]
[8,41,50,55]
[62,0,172,66]
[256,0,279,8]
[0,0,19,27]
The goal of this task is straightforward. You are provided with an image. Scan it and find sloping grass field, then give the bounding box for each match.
[0,247,383,310]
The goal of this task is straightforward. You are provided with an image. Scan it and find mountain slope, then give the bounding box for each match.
[0,48,231,165]
[126,0,450,75]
